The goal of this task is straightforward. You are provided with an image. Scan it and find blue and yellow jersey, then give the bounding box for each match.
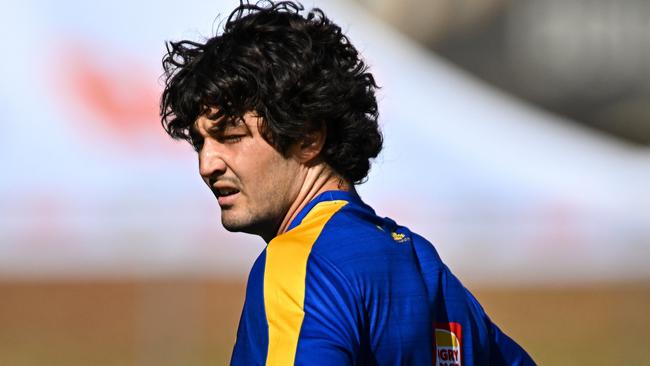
[231,190,535,365]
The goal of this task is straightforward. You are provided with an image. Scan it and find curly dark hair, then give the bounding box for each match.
[160,0,382,184]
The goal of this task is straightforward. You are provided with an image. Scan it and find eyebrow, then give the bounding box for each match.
[191,115,245,137]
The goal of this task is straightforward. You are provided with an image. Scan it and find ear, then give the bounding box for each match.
[296,124,326,163]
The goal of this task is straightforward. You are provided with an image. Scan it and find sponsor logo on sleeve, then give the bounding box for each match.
[434,322,462,366]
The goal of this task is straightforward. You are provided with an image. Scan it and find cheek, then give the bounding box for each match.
[234,137,300,201]
[261,156,295,188]
[235,145,285,190]
[256,154,299,199]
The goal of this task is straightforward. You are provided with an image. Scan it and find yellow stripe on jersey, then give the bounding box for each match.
[264,200,348,366]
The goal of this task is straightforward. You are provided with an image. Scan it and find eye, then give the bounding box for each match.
[220,135,243,144]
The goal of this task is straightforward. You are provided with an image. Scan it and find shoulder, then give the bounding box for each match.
[315,202,447,264]
[310,202,398,265]
[308,202,446,297]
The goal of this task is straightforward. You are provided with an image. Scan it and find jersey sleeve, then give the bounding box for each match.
[409,234,535,365]
[293,252,364,365]
[432,265,537,366]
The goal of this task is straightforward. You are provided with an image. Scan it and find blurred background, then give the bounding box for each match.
[1,0,649,364]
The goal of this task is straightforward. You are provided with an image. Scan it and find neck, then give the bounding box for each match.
[273,165,350,241]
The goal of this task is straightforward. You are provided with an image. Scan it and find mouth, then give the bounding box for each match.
[213,186,241,206]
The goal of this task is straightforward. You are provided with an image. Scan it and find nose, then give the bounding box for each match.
[198,139,227,181]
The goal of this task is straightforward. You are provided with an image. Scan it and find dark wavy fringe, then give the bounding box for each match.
[160,0,382,184]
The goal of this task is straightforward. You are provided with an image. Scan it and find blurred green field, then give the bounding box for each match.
[1,279,649,365]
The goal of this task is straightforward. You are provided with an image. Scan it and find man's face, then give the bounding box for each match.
[193,111,303,239]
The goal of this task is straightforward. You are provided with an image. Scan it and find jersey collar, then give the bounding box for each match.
[286,190,364,232]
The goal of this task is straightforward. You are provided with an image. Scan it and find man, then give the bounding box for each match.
[160,1,535,365]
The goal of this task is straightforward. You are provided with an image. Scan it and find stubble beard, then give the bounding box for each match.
[219,165,299,240]
[219,196,285,240]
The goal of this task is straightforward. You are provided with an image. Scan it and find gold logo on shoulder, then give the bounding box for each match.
[391,232,409,243]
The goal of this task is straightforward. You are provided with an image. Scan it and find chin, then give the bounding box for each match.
[221,219,249,233]
[221,214,254,234]
[220,212,275,239]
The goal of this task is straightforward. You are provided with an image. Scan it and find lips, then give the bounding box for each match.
[212,185,241,206]
[215,187,240,197]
